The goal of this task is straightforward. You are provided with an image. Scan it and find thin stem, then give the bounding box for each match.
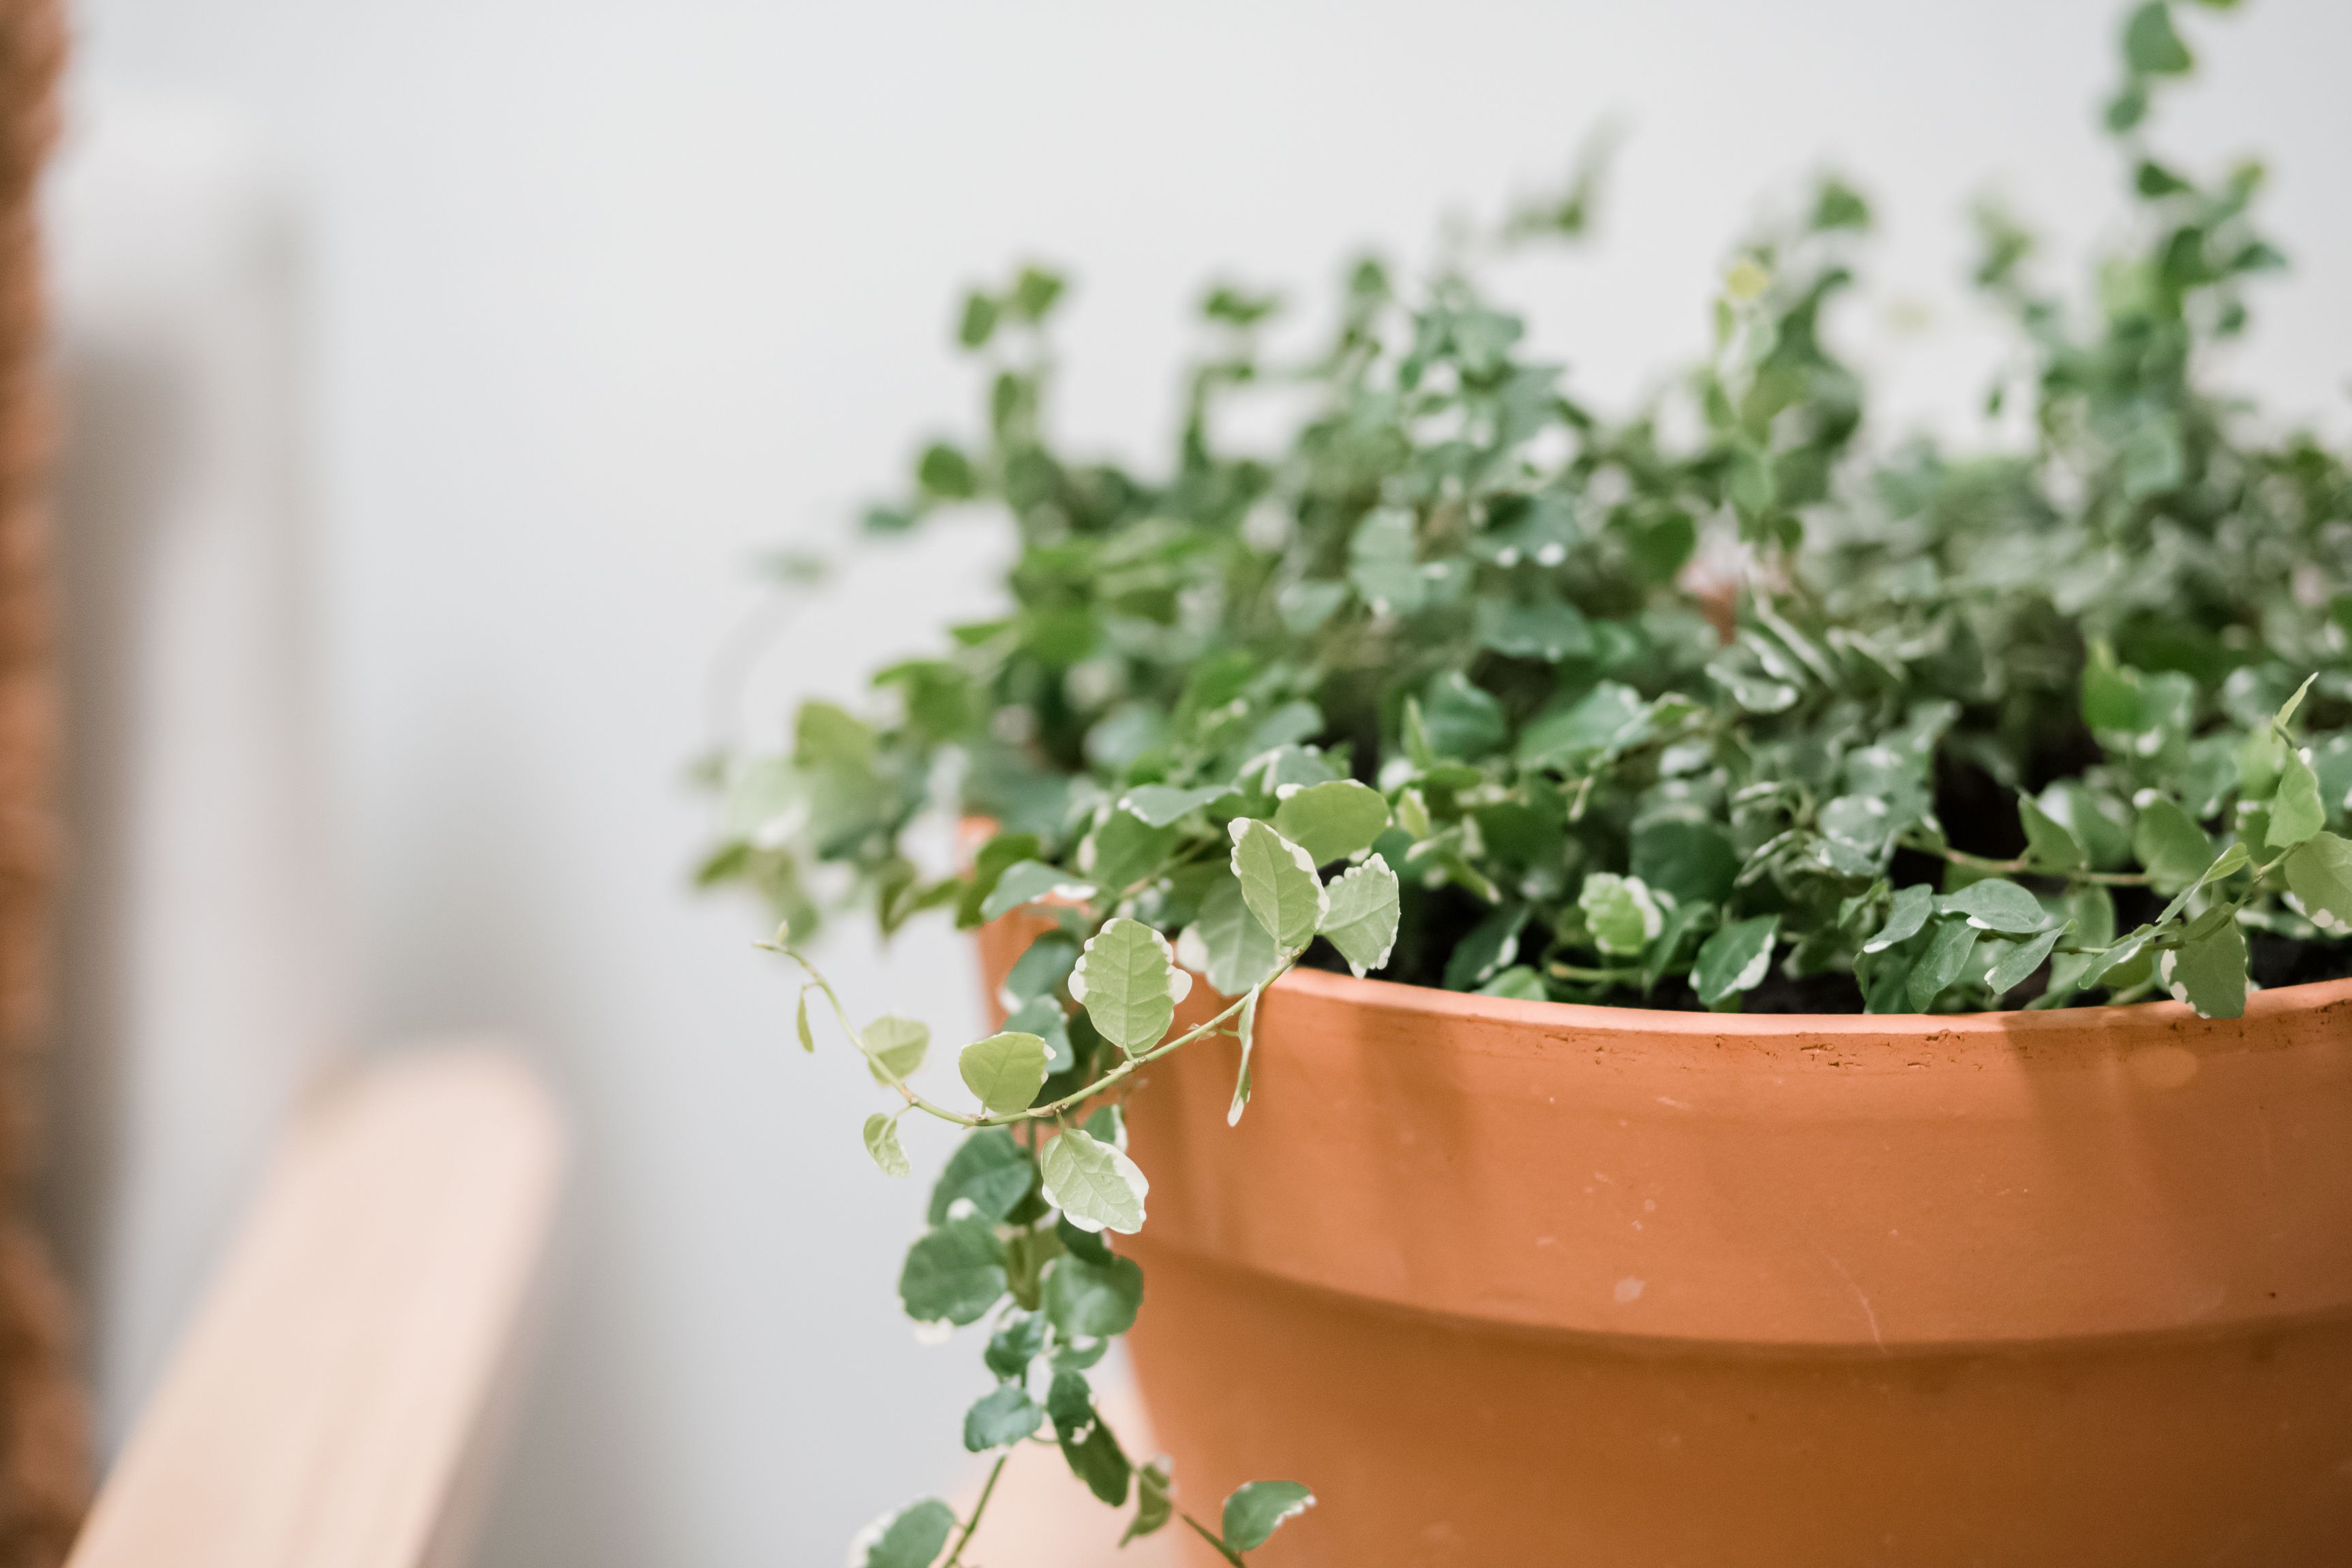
[1181,1513,1248,1567]
[941,1453,1008,1568]
[1917,841,2151,886]
[766,937,1293,1132]
[1546,961,1646,984]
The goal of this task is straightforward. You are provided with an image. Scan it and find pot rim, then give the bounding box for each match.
[1261,963,2352,1050]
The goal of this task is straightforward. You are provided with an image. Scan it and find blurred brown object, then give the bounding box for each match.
[0,0,93,1562]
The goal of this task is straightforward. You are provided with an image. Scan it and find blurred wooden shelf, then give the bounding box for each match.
[63,1046,564,1568]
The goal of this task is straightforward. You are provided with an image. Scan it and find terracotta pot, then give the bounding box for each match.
[976,918,2352,1567]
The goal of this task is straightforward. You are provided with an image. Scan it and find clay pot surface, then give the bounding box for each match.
[976,918,2352,1566]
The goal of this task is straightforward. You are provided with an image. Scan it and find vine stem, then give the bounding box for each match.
[1181,1513,1248,1567]
[763,935,1292,1131]
[1911,838,2152,887]
[941,1452,1007,1567]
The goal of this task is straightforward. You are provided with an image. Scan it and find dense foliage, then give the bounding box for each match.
[714,5,2351,1024]
[709,4,2352,1561]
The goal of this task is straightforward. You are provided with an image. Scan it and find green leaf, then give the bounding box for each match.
[1631,817,1738,905]
[1222,1481,1316,1552]
[1082,809,1181,896]
[957,290,1000,350]
[1042,1250,1145,1340]
[1578,873,1664,957]
[1347,507,1426,616]
[963,1384,1044,1451]
[1318,858,1402,977]
[1475,597,1594,663]
[1277,579,1347,635]
[2122,1,2194,76]
[999,933,1079,1008]
[862,1113,911,1177]
[2132,792,2212,892]
[1273,780,1393,865]
[984,1310,1046,1379]
[1004,994,1072,1074]
[1937,878,2049,935]
[1121,783,1236,828]
[863,1015,931,1085]
[2166,918,2247,1020]
[794,988,816,1053]
[899,1217,1008,1326]
[928,1128,1036,1224]
[1124,1460,1175,1546]
[916,441,976,500]
[1863,884,1935,954]
[959,1031,1050,1115]
[1059,1411,1131,1507]
[2283,831,2352,931]
[1692,915,1777,1007]
[2018,792,2086,873]
[1908,919,1980,1010]
[1048,1369,1132,1505]
[2159,841,2251,924]
[1418,672,1507,761]
[1177,873,1284,996]
[856,1498,956,1568]
[982,860,1096,922]
[1040,1127,1149,1235]
[1986,923,2068,998]
[1072,918,1189,1055]
[1516,682,1648,770]
[958,832,1044,927]
[1231,819,1326,947]
[2269,748,2325,849]
[794,699,877,766]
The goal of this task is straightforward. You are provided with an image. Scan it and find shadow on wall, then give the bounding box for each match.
[42,97,350,1453]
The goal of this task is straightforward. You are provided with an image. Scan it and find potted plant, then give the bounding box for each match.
[702,3,2352,1562]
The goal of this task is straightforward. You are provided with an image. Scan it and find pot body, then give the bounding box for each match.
[978,921,2352,1565]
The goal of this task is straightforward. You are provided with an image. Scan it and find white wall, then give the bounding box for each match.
[55,2,2352,1564]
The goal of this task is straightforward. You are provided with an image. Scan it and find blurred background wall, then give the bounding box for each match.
[37,1,2352,1563]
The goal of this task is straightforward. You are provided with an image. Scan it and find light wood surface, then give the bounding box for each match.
[63,1046,564,1568]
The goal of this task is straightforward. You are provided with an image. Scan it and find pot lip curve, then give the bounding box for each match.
[1265,964,2352,1044]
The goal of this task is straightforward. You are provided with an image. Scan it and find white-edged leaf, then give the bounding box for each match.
[1271,779,1392,864]
[1692,915,1777,1006]
[862,1113,911,1177]
[2284,831,2352,931]
[1231,819,1326,947]
[1862,884,1933,953]
[1317,858,1401,976]
[1936,877,2049,935]
[982,860,1097,922]
[958,1031,1051,1115]
[1121,783,1235,827]
[863,1016,929,1084]
[1985,922,2068,997]
[1578,872,1663,957]
[1071,917,1191,1055]
[853,1498,958,1568]
[1222,1481,1316,1552]
[2165,918,2248,1020]
[1179,873,1283,995]
[1040,1127,1148,1234]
